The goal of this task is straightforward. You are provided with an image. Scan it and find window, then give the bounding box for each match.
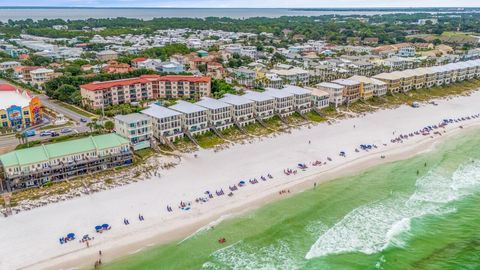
[23,111,29,115]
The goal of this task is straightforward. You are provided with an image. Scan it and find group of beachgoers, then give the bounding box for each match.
[165,174,274,213]
[390,114,480,144]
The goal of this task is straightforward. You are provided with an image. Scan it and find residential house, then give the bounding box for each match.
[196,97,234,130]
[219,94,256,126]
[169,100,209,135]
[141,103,184,143]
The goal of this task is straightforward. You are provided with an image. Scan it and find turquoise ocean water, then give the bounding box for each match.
[101,128,480,270]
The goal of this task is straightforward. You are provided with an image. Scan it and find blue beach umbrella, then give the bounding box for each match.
[67,233,75,238]
[95,225,103,231]
[102,224,109,229]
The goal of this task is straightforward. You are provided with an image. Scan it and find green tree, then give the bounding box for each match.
[104,120,115,131]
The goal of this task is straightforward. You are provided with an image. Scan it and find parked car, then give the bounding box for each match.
[61,128,73,133]
[80,118,88,123]
[23,130,36,137]
[40,130,53,137]
[51,132,60,137]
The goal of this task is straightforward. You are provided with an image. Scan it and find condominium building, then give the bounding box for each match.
[0,61,21,71]
[316,82,344,107]
[370,78,388,97]
[332,79,361,104]
[348,75,375,100]
[155,75,211,100]
[196,97,234,130]
[96,50,118,61]
[80,77,153,110]
[373,73,402,93]
[169,100,209,135]
[219,94,255,126]
[0,134,132,192]
[394,71,414,92]
[114,113,153,150]
[80,75,211,110]
[141,103,184,142]
[282,85,313,113]
[263,88,295,117]
[242,91,276,119]
[305,87,330,109]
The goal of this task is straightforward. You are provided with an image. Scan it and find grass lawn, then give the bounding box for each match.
[263,115,284,130]
[245,122,271,136]
[39,122,73,131]
[221,126,249,141]
[305,111,327,122]
[134,148,155,160]
[173,136,198,152]
[55,101,97,118]
[195,131,225,149]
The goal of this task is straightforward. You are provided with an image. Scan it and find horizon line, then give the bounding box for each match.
[1,6,479,9]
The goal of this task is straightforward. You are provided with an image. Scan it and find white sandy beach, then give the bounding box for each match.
[1,91,480,270]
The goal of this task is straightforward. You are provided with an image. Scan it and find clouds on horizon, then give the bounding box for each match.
[1,0,480,8]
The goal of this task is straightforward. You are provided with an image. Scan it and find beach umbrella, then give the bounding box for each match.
[102,224,109,229]
[67,233,75,238]
[95,225,103,231]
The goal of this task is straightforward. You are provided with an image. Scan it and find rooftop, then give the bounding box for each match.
[80,77,150,91]
[0,133,129,168]
[169,100,208,114]
[0,84,33,110]
[196,97,232,110]
[316,82,344,89]
[141,103,182,119]
[282,85,311,95]
[242,91,275,102]
[264,88,295,99]
[220,93,254,106]
[332,79,360,86]
[114,113,150,123]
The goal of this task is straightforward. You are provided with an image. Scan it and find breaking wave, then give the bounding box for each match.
[305,160,480,259]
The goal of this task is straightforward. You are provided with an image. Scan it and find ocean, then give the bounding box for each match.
[0,7,471,22]
[100,128,480,270]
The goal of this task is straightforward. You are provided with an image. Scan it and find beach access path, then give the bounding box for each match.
[2,91,480,270]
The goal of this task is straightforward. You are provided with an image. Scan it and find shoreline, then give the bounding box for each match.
[3,91,480,270]
[30,120,480,270]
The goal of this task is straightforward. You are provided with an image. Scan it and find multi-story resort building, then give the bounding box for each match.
[155,75,211,100]
[263,88,295,117]
[242,91,276,120]
[141,103,184,143]
[0,83,42,129]
[169,100,209,136]
[316,82,344,107]
[305,87,330,109]
[114,113,153,150]
[81,77,153,110]
[282,85,313,114]
[80,75,211,110]
[196,97,234,130]
[394,71,414,92]
[332,79,361,104]
[0,134,132,192]
[219,94,256,126]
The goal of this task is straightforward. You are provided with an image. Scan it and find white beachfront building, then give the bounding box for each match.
[141,103,184,142]
[316,82,344,107]
[305,87,330,109]
[263,88,295,117]
[242,91,276,120]
[169,100,209,135]
[219,94,255,126]
[114,113,153,150]
[196,97,234,130]
[281,85,312,114]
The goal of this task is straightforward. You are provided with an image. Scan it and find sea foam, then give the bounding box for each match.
[305,160,480,259]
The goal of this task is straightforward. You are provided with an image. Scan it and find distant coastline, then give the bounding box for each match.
[0,7,478,22]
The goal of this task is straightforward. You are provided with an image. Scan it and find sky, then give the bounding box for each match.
[0,0,479,8]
